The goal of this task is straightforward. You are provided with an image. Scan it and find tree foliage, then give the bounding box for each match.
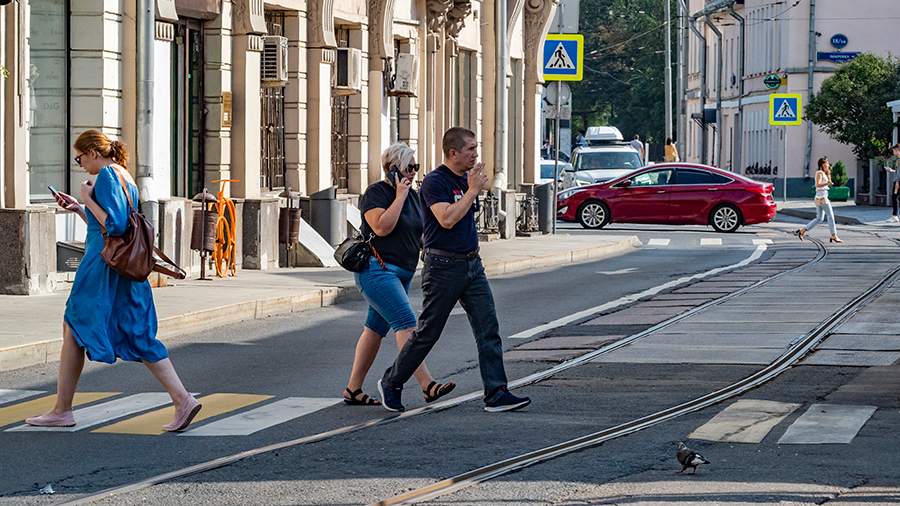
[569,0,675,144]
[806,53,900,160]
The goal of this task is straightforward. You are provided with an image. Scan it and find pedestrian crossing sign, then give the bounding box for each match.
[543,34,584,81]
[769,93,802,126]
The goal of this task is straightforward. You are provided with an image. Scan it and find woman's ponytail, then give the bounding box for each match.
[109,140,129,168]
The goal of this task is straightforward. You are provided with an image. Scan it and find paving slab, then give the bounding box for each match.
[589,344,782,365]
[689,399,800,443]
[678,312,822,324]
[598,306,693,317]
[663,322,815,334]
[645,333,798,348]
[801,350,900,367]
[505,349,582,362]
[827,365,900,408]
[777,404,877,444]
[640,300,712,308]
[835,322,900,335]
[818,334,900,351]
[582,313,672,326]
[514,335,624,351]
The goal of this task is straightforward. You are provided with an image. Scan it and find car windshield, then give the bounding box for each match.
[575,151,642,171]
[540,163,568,179]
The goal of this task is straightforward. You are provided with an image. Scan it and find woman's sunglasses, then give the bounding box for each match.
[74,154,83,166]
[406,163,420,173]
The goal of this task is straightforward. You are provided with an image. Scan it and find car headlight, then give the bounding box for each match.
[558,188,583,200]
[574,173,594,185]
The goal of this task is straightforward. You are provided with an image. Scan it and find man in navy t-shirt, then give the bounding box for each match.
[378,127,531,413]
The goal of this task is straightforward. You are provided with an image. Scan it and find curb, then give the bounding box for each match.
[777,208,863,226]
[0,237,639,373]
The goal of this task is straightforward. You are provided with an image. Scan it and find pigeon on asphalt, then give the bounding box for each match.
[675,441,710,474]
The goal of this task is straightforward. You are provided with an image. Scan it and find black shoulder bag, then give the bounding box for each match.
[334,233,386,272]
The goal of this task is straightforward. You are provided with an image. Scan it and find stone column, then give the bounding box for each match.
[397,40,419,156]
[203,3,234,195]
[306,0,336,193]
[231,35,263,199]
[367,0,394,185]
[346,27,369,195]
[283,10,308,195]
[522,0,556,185]
[481,0,497,183]
[2,2,27,208]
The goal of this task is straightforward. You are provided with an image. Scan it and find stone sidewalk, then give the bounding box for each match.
[0,233,639,372]
[778,201,896,226]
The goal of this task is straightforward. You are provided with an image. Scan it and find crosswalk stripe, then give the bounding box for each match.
[753,239,774,245]
[0,389,44,406]
[777,404,877,444]
[700,238,723,246]
[0,392,117,428]
[647,238,670,246]
[181,397,341,437]
[689,399,800,443]
[8,393,175,432]
[94,393,271,435]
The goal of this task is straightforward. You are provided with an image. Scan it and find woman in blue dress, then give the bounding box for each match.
[26,130,202,432]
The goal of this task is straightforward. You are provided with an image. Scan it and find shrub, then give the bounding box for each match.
[831,160,849,187]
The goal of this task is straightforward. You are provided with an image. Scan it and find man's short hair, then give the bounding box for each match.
[443,127,476,157]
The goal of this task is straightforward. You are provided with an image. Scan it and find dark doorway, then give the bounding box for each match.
[172,20,206,198]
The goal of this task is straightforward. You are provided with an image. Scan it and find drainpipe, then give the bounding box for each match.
[804,0,816,182]
[136,0,157,235]
[729,6,744,174]
[703,16,723,168]
[689,18,707,164]
[677,0,688,153]
[494,0,508,193]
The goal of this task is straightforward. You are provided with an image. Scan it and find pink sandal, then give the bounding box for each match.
[163,397,202,432]
[26,411,75,427]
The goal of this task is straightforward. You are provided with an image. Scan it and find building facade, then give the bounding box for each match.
[684,0,898,197]
[0,0,561,294]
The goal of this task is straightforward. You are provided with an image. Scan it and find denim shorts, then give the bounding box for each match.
[354,257,417,337]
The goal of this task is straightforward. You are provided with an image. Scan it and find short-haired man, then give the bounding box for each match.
[378,127,531,413]
[630,134,645,162]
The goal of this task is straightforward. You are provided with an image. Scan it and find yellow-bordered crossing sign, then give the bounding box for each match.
[543,34,584,82]
[769,93,802,126]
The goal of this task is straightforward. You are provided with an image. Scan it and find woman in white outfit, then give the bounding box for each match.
[796,157,842,243]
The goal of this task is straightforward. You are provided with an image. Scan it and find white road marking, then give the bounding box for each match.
[0,389,44,406]
[509,244,768,339]
[646,238,671,246]
[596,268,639,276]
[700,238,723,246]
[753,239,774,245]
[689,399,800,443]
[7,393,174,432]
[180,397,341,437]
[778,404,877,444]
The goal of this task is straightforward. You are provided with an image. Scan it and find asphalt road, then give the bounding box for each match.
[6,221,898,505]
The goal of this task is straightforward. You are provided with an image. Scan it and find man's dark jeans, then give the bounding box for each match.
[382,253,508,397]
[892,183,900,216]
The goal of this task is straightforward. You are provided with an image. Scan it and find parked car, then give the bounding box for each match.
[561,144,643,189]
[538,159,573,185]
[556,163,777,232]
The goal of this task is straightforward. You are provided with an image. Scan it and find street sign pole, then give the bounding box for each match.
[553,79,561,234]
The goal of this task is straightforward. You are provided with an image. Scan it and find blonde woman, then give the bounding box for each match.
[27,130,201,431]
[796,157,842,243]
[342,142,455,406]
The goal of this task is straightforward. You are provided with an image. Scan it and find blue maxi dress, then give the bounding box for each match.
[64,166,169,364]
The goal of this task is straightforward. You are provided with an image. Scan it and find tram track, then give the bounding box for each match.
[60,235,825,505]
[374,242,900,505]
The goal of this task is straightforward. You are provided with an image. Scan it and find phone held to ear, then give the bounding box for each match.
[388,166,401,187]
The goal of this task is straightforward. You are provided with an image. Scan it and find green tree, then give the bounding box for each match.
[570,0,675,145]
[806,53,900,160]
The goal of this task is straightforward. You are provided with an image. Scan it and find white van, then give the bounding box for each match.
[562,127,644,189]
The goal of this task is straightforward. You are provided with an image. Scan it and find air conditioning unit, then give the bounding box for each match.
[333,47,362,96]
[261,35,288,87]
[387,53,418,97]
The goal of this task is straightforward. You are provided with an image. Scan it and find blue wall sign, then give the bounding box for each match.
[830,34,848,49]
[817,51,860,63]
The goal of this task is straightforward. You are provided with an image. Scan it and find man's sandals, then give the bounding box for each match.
[343,381,456,406]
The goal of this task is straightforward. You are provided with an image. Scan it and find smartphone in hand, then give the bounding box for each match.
[388,167,401,187]
[47,185,59,196]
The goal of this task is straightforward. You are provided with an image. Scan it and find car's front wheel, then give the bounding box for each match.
[710,204,741,233]
[578,200,610,229]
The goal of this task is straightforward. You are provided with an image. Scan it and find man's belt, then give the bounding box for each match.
[424,247,480,259]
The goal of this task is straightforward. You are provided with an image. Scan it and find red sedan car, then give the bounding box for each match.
[556,163,777,232]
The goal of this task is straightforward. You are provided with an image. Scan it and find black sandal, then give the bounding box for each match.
[343,388,381,406]
[423,381,456,403]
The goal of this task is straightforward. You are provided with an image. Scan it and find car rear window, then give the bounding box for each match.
[675,169,732,185]
[574,151,642,171]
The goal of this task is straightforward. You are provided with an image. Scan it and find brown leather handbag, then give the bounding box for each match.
[100,170,187,281]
